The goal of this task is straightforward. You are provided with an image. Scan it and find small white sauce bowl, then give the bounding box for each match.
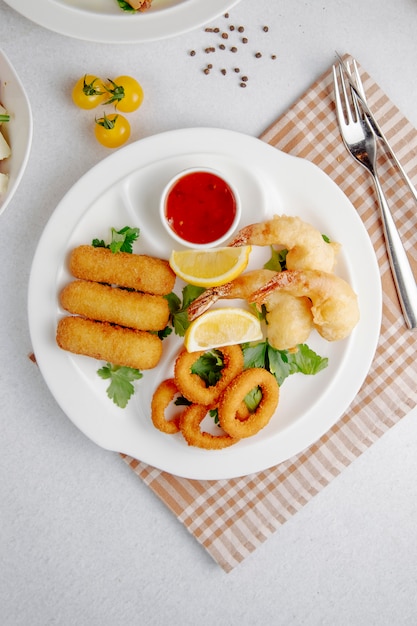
[160,166,241,249]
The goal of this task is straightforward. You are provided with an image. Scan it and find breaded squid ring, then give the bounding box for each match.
[174,345,244,406]
[179,404,239,450]
[150,378,182,434]
[218,368,279,438]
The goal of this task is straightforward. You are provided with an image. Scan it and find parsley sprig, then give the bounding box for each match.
[242,341,328,386]
[97,363,143,408]
[92,226,139,253]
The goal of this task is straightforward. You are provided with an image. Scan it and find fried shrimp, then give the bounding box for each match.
[187,269,314,350]
[56,316,163,369]
[229,214,340,273]
[69,245,176,295]
[218,368,280,439]
[60,280,170,331]
[251,269,360,342]
[151,378,181,434]
[174,344,244,406]
[179,405,240,450]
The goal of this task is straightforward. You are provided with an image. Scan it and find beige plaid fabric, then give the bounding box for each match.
[121,57,417,573]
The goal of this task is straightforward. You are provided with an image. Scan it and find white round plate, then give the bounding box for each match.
[28,128,382,479]
[4,0,242,44]
[0,49,33,217]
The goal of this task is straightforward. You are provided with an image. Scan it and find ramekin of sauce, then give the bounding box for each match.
[160,167,241,248]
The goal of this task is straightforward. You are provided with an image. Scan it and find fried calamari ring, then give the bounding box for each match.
[218,368,279,438]
[174,344,244,406]
[151,378,181,434]
[179,404,239,450]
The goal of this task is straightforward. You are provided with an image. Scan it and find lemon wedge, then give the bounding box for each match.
[169,246,251,287]
[184,307,263,352]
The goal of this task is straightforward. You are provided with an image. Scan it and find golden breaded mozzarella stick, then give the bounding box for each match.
[60,280,170,331]
[56,316,163,370]
[69,245,176,296]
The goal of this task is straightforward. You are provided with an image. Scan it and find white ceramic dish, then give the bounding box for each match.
[3,0,242,44]
[0,49,33,218]
[28,128,382,480]
[160,166,241,248]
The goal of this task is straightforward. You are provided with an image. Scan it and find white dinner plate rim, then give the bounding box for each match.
[28,127,382,479]
[3,0,242,44]
[0,48,33,217]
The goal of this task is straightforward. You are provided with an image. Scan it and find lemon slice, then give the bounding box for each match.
[169,246,251,287]
[184,307,263,352]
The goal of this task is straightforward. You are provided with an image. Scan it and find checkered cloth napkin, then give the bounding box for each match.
[121,57,417,572]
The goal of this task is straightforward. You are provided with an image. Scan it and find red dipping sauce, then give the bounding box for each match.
[165,170,237,245]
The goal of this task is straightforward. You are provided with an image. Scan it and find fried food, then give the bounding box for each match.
[60,279,170,331]
[187,269,314,351]
[229,214,340,273]
[174,344,244,406]
[179,404,239,450]
[251,269,360,342]
[218,368,280,438]
[56,316,163,369]
[150,378,181,434]
[69,245,176,296]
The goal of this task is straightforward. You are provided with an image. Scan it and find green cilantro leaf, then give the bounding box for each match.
[264,246,288,272]
[92,226,140,253]
[115,0,137,12]
[97,363,143,408]
[242,340,328,386]
[165,284,205,336]
[191,349,224,387]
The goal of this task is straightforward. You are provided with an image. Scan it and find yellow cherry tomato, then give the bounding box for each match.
[94,112,131,149]
[72,75,106,109]
[103,75,144,112]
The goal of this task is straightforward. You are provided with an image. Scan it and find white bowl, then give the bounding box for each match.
[0,49,33,217]
[160,166,241,249]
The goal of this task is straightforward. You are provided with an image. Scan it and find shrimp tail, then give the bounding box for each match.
[187,286,228,321]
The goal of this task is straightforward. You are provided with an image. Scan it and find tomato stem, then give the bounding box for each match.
[103,79,125,106]
[95,112,118,129]
[82,75,104,97]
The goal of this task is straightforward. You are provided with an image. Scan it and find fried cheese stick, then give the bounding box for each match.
[56,316,163,370]
[69,245,176,296]
[60,280,170,331]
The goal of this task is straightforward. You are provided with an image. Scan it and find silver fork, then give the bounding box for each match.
[336,53,417,205]
[333,62,417,330]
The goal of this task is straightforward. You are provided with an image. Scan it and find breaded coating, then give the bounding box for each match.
[56,316,163,370]
[60,280,170,331]
[69,245,176,295]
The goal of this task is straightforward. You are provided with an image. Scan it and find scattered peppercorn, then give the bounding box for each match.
[190,50,196,56]
[234,67,240,73]
[221,69,227,75]
[238,26,244,32]
[219,44,226,50]
[224,12,229,18]
[242,37,248,43]
[263,26,269,32]
[241,76,248,82]
[221,32,228,39]
[231,46,238,53]
[255,52,262,58]
[229,25,235,31]
[240,82,247,88]
[271,54,277,60]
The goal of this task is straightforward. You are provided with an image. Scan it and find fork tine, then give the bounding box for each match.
[352,59,367,101]
[336,63,355,124]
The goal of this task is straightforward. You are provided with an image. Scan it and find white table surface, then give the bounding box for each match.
[1,1,417,624]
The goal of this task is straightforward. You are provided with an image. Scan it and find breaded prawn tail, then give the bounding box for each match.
[60,280,170,331]
[56,316,163,370]
[69,245,176,296]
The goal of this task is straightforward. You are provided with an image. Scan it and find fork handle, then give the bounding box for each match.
[367,113,417,206]
[373,174,417,329]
